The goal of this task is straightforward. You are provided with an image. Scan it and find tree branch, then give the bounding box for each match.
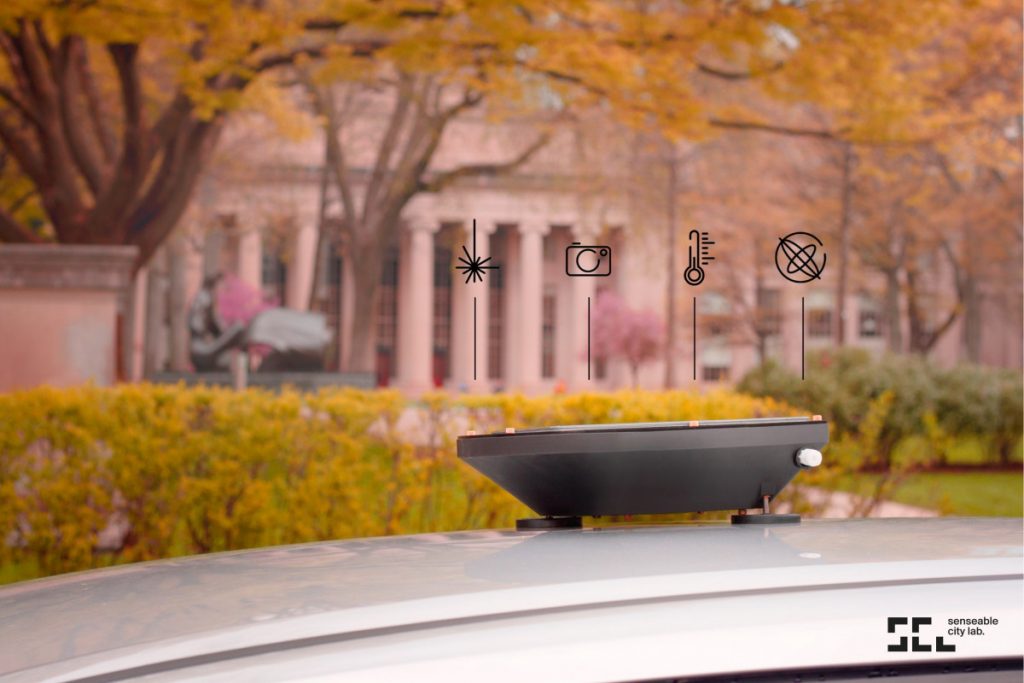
[418,132,551,192]
[12,21,88,236]
[708,117,839,139]
[696,61,784,80]
[56,36,108,196]
[73,41,116,162]
[921,303,962,353]
[307,79,358,228]
[0,32,35,107]
[0,203,43,243]
[126,119,220,266]
[0,84,41,128]
[0,113,48,188]
[362,74,414,221]
[87,43,147,242]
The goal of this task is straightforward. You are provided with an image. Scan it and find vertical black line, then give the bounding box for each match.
[587,295,592,380]
[801,296,805,380]
[692,296,697,381]
[473,296,477,380]
[472,219,477,259]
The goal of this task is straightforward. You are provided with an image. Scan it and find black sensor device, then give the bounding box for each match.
[456,417,828,529]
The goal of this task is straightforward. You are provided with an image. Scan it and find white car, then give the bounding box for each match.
[1,521,1021,681]
[1,419,1021,681]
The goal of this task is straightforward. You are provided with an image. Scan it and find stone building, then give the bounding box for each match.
[137,109,1022,395]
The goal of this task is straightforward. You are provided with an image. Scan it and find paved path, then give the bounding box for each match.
[780,486,938,518]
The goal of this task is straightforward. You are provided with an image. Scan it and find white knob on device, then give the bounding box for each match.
[795,448,822,469]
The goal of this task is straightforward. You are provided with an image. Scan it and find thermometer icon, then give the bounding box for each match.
[684,230,715,286]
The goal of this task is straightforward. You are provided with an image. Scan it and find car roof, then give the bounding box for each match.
[1,518,1021,681]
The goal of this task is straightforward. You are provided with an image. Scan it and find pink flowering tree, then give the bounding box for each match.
[215,275,277,361]
[591,291,665,387]
[216,275,275,325]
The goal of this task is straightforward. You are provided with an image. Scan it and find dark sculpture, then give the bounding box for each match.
[188,273,331,372]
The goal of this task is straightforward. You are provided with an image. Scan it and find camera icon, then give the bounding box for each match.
[565,242,612,277]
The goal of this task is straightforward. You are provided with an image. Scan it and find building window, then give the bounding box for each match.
[860,310,882,338]
[261,252,287,305]
[707,316,730,337]
[542,227,561,262]
[432,247,452,386]
[542,291,556,379]
[698,292,731,338]
[488,266,504,380]
[756,287,782,336]
[702,365,729,382]
[807,309,832,338]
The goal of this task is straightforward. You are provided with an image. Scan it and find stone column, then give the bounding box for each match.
[168,227,204,372]
[143,248,168,376]
[450,220,494,391]
[129,266,148,381]
[337,251,356,372]
[236,221,262,292]
[397,219,438,394]
[285,217,318,310]
[515,221,549,393]
[568,227,598,390]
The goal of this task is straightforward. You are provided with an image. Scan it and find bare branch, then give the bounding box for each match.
[708,117,839,140]
[0,203,43,243]
[85,43,147,242]
[363,74,415,221]
[126,119,221,266]
[56,37,108,196]
[419,132,552,193]
[0,32,35,103]
[73,42,116,162]
[0,84,41,128]
[306,78,358,227]
[7,187,35,214]
[696,61,784,80]
[0,113,47,187]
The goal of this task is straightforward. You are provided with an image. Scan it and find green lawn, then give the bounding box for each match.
[833,470,1023,517]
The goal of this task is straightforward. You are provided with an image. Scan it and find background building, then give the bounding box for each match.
[138,104,1022,394]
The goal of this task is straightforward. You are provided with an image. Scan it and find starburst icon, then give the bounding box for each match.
[456,219,498,284]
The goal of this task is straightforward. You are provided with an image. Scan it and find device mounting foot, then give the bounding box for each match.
[730,513,801,525]
[516,516,583,531]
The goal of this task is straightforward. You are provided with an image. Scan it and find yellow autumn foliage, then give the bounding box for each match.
[0,384,800,582]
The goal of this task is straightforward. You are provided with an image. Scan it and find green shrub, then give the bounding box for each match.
[0,385,798,582]
[738,350,1023,467]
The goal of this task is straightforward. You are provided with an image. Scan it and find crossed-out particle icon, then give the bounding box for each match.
[775,231,827,284]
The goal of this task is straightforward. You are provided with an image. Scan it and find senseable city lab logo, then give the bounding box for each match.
[886,616,1001,652]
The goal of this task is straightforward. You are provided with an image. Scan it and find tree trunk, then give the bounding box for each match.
[345,244,384,373]
[756,329,768,366]
[664,145,678,389]
[884,268,902,353]
[307,145,333,311]
[962,274,982,363]
[835,144,853,347]
[313,75,549,378]
[906,267,925,354]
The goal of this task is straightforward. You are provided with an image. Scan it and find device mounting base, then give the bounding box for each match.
[730,513,801,525]
[516,516,583,531]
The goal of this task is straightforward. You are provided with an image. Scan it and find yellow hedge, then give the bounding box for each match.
[0,385,799,582]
